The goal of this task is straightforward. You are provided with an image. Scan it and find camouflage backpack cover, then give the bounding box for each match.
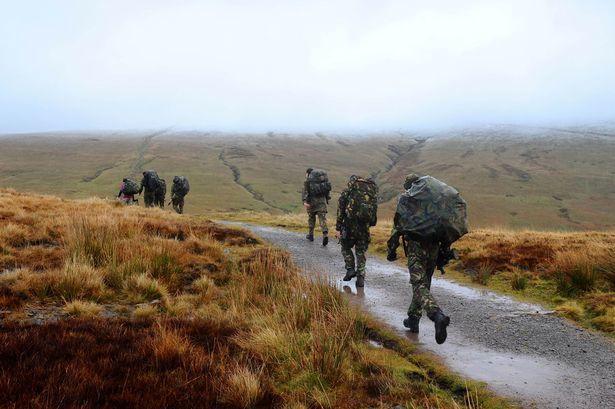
[173,176,190,196]
[143,170,161,191]
[122,178,140,195]
[345,177,378,226]
[307,169,332,198]
[394,176,468,244]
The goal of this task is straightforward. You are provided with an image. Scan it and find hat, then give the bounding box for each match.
[306,168,313,174]
[404,173,420,190]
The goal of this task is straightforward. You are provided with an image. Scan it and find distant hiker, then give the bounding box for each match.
[170,176,190,214]
[117,178,140,205]
[387,174,468,344]
[335,175,378,287]
[155,178,166,209]
[302,168,331,246]
[139,170,162,208]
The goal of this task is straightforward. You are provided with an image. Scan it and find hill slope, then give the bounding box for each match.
[1,125,614,229]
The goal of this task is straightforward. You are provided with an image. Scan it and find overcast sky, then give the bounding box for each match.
[1,0,614,133]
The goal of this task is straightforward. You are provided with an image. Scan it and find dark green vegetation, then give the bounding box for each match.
[1,125,614,229]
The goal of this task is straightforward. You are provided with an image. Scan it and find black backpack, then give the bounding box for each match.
[143,170,161,191]
[307,169,331,198]
[173,176,190,196]
[121,178,140,195]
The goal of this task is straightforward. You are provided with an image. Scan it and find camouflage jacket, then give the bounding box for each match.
[302,181,328,213]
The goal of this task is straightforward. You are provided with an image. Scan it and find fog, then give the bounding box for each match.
[1,0,614,133]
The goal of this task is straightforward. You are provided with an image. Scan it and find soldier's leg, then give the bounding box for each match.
[144,191,154,207]
[318,212,329,245]
[178,197,184,214]
[406,241,439,317]
[307,212,316,240]
[354,238,369,287]
[317,212,329,236]
[340,238,356,272]
[354,239,368,277]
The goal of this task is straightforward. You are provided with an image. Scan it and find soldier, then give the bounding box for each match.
[387,174,451,344]
[139,170,159,208]
[155,178,166,209]
[171,176,190,214]
[335,175,378,288]
[302,168,330,246]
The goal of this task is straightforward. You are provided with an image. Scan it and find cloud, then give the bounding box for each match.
[1,0,614,132]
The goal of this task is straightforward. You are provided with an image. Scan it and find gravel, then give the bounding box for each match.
[231,222,615,409]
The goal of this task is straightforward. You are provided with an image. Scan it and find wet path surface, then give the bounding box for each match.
[227,223,615,409]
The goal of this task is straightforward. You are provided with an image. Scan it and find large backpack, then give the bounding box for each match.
[394,176,468,245]
[121,178,140,195]
[307,169,332,198]
[173,176,190,196]
[345,177,378,226]
[143,170,161,191]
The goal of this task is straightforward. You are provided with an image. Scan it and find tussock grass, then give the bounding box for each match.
[63,300,103,317]
[221,366,265,409]
[0,189,507,408]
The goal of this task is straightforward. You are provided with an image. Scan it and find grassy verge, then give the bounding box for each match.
[212,211,615,337]
[0,189,511,408]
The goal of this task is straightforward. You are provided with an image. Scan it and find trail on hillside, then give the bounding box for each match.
[229,223,615,409]
[218,148,286,212]
[130,129,169,177]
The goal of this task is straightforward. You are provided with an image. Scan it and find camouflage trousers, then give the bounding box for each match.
[340,236,369,277]
[406,240,441,319]
[154,192,165,208]
[143,191,155,208]
[172,195,185,214]
[307,211,328,236]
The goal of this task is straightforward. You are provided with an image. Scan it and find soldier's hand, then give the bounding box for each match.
[303,202,311,209]
[387,250,397,262]
[335,231,342,240]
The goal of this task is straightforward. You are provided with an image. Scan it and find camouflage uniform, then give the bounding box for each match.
[139,178,155,208]
[302,180,329,237]
[154,179,166,209]
[337,187,370,277]
[171,186,185,214]
[387,173,442,320]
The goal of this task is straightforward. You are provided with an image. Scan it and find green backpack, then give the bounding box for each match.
[394,176,468,245]
[345,177,378,226]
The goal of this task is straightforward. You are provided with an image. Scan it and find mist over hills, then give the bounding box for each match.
[1,124,613,230]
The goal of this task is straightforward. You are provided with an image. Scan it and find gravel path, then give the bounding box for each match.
[230,223,615,409]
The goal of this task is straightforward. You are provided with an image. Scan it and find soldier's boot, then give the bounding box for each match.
[356,275,365,288]
[322,235,328,246]
[403,316,420,333]
[306,234,314,242]
[429,309,450,344]
[343,269,356,281]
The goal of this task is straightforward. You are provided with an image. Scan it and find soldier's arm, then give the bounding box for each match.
[302,181,309,203]
[139,178,145,194]
[386,213,402,261]
[336,191,348,231]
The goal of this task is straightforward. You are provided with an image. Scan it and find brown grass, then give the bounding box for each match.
[0,189,507,409]
[216,211,615,335]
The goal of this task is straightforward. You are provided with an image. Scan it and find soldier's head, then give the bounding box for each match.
[404,173,419,190]
[122,178,128,183]
[306,167,313,176]
[173,176,180,184]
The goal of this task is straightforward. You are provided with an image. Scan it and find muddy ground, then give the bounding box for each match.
[231,223,615,409]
